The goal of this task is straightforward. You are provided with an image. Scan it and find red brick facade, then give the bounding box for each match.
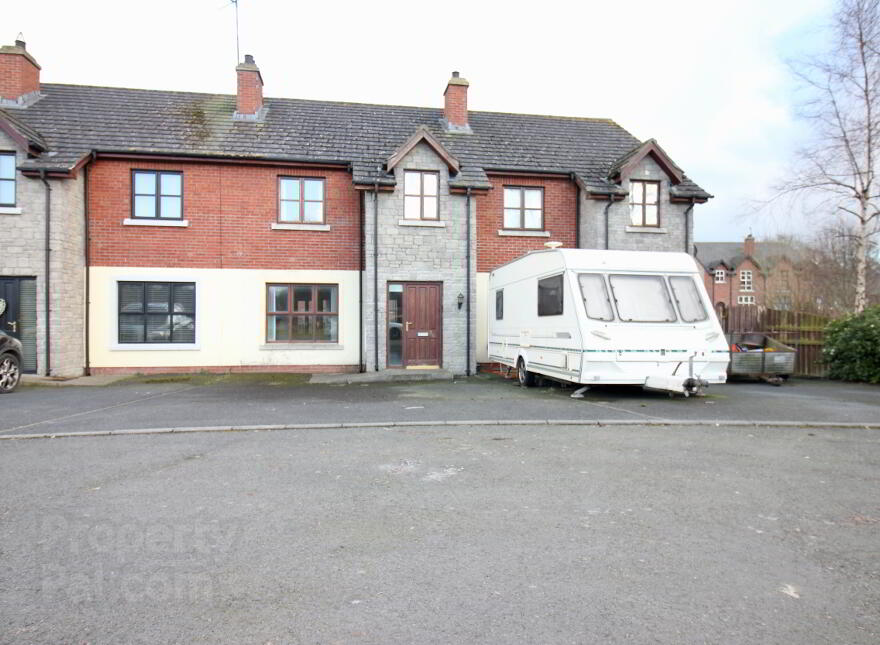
[0,47,40,101]
[475,174,578,272]
[702,257,766,310]
[88,159,361,270]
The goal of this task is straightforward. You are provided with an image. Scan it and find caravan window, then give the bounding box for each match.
[538,275,564,316]
[609,275,677,323]
[495,289,503,320]
[669,276,708,322]
[578,273,614,321]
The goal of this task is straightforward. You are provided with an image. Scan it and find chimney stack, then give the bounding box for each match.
[235,54,264,119]
[744,234,756,257]
[443,71,470,132]
[0,39,41,105]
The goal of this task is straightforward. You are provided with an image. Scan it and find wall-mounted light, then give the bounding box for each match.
[457,292,465,310]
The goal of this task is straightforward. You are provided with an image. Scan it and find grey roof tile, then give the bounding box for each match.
[9,84,710,197]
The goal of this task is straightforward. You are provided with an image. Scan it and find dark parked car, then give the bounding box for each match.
[0,330,23,393]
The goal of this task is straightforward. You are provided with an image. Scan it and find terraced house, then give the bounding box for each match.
[0,40,711,376]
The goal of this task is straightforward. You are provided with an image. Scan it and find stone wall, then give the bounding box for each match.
[0,130,85,376]
[579,156,694,254]
[363,141,475,375]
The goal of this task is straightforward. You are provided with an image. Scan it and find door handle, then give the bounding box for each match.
[7,321,16,333]
[405,321,412,331]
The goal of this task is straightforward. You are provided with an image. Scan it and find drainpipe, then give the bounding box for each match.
[358,190,365,372]
[466,187,472,377]
[572,173,580,248]
[40,170,51,377]
[84,154,95,375]
[684,197,695,254]
[373,180,379,371]
[604,194,614,250]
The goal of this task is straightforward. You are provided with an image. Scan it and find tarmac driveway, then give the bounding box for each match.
[1,374,878,437]
[1,420,878,643]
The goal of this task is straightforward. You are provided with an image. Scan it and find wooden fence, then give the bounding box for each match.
[720,307,830,377]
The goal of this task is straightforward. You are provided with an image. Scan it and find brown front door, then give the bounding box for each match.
[401,282,442,367]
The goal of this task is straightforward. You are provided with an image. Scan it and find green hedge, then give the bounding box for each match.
[822,306,880,383]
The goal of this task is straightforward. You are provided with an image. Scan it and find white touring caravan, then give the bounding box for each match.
[487,247,729,396]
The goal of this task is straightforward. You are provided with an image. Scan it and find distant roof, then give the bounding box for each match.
[695,240,798,271]
[1,83,711,198]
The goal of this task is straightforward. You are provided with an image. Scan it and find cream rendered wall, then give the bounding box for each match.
[90,267,359,369]
[476,272,490,363]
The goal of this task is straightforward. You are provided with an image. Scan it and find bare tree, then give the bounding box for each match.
[808,222,878,312]
[786,0,880,312]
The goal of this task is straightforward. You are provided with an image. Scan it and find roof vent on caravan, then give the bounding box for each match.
[544,241,563,249]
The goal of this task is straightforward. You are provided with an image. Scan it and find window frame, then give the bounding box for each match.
[537,274,564,317]
[0,151,16,207]
[577,273,615,322]
[278,176,326,224]
[714,269,726,284]
[403,170,440,220]
[266,283,339,343]
[502,186,544,231]
[117,281,196,344]
[737,295,756,305]
[668,275,709,323]
[628,179,661,228]
[739,270,754,292]
[608,274,678,323]
[131,170,183,220]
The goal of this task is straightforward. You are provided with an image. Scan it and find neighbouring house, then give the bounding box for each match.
[0,40,711,376]
[696,234,805,319]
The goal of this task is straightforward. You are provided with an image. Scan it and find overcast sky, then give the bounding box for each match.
[7,0,834,242]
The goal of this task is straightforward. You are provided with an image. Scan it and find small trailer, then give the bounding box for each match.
[727,332,796,385]
[487,247,730,396]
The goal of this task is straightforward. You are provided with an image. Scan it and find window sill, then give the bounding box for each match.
[123,218,190,228]
[110,343,200,351]
[260,343,344,351]
[271,223,331,231]
[498,229,550,238]
[398,219,446,228]
[625,226,667,234]
[0,206,22,215]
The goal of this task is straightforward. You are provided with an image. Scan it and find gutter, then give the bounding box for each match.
[39,170,51,377]
[93,150,352,168]
[466,187,472,377]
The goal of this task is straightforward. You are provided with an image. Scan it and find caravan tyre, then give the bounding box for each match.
[517,358,536,388]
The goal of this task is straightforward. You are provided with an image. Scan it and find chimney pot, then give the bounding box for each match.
[244,54,255,64]
[452,71,459,78]
[15,39,25,50]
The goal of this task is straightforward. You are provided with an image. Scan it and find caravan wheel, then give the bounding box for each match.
[517,358,536,388]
